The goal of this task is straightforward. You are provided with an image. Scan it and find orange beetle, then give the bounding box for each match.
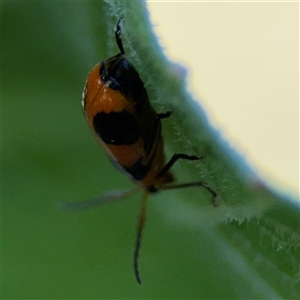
[60,19,216,284]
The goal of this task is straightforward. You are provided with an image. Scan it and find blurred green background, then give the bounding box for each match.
[2,2,299,299]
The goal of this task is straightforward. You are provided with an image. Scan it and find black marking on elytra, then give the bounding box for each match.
[125,158,151,181]
[99,55,148,108]
[93,111,139,145]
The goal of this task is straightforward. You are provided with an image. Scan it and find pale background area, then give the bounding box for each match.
[147,1,299,199]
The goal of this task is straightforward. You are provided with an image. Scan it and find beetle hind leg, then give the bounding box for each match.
[160,181,217,207]
[157,154,217,206]
[114,18,125,55]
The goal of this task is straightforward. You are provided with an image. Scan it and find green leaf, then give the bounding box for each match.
[3,1,299,299]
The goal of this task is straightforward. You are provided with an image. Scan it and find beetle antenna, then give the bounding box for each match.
[115,18,125,55]
[57,188,139,211]
[133,191,149,284]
